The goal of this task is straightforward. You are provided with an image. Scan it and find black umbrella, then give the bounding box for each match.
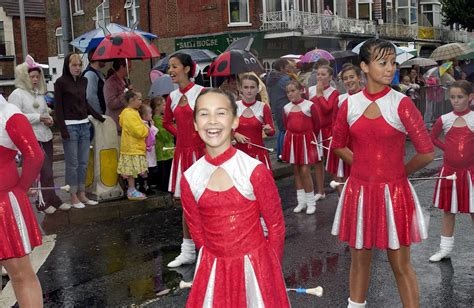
[225,36,254,52]
[331,50,357,59]
[153,49,218,73]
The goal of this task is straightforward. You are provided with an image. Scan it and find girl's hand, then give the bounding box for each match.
[27,188,38,197]
[262,124,272,134]
[234,132,249,144]
[316,83,324,96]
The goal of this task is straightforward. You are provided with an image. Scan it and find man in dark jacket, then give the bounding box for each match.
[265,58,292,159]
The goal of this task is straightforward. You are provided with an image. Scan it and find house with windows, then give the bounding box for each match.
[45,0,472,94]
[0,0,47,96]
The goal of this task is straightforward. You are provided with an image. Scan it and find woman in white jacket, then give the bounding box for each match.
[8,55,69,214]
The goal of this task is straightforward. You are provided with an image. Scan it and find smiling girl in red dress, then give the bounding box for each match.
[234,74,275,169]
[282,80,322,215]
[429,80,474,262]
[181,89,289,307]
[331,39,434,308]
[326,64,363,195]
[163,53,205,268]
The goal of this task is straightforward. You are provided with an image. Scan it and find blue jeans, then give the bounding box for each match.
[62,123,91,194]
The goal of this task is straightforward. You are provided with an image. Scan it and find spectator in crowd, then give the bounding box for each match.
[441,66,456,87]
[83,49,106,114]
[399,74,420,101]
[105,59,132,133]
[298,62,313,88]
[8,55,69,214]
[265,58,292,160]
[151,96,174,192]
[54,52,104,209]
[323,5,333,15]
[410,66,425,87]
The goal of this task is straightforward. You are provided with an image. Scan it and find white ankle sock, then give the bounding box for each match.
[296,189,305,205]
[348,298,366,307]
[305,191,316,206]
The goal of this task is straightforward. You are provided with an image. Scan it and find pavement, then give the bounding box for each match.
[41,132,293,234]
[42,132,442,235]
[4,147,473,307]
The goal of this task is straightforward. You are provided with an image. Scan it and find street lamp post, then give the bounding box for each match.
[19,0,28,60]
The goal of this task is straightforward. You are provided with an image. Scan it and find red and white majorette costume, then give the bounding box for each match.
[0,102,43,260]
[431,109,474,213]
[282,98,322,164]
[234,100,275,169]
[331,87,433,249]
[309,85,339,157]
[325,91,360,178]
[164,83,205,197]
[180,146,289,307]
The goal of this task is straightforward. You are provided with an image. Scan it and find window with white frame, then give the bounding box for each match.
[74,0,83,13]
[421,2,441,27]
[397,0,417,25]
[228,0,250,25]
[125,0,140,28]
[356,0,372,20]
[96,0,110,28]
[56,27,63,56]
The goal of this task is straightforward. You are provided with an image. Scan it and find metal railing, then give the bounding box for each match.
[260,11,474,43]
[260,11,376,36]
[412,85,452,124]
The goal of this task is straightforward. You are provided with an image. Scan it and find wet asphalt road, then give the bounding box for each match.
[3,161,474,307]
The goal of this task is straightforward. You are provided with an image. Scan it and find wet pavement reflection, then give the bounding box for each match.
[4,174,473,307]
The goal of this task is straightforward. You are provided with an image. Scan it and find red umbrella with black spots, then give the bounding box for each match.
[92,31,160,60]
[208,49,264,77]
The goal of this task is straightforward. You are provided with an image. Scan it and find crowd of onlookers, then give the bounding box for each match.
[4,49,473,214]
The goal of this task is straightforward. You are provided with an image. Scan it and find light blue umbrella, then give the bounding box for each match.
[351,41,414,63]
[70,23,158,52]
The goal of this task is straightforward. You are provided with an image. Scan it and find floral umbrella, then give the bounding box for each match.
[300,49,335,63]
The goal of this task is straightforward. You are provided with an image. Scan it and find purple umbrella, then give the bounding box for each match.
[300,49,335,63]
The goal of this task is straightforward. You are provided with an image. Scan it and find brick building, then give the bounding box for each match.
[44,0,472,95]
[0,0,47,96]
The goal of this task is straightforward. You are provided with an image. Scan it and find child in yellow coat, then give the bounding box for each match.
[117,91,149,200]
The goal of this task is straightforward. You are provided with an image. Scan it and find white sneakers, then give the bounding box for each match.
[429,236,454,262]
[293,203,307,213]
[43,206,57,214]
[72,202,86,209]
[293,190,317,214]
[167,239,196,268]
[82,199,99,205]
[305,192,316,215]
[59,203,71,210]
[314,193,326,201]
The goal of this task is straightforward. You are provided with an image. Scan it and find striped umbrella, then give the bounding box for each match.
[430,43,474,61]
[400,57,438,68]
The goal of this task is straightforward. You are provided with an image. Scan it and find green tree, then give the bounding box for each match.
[440,0,474,31]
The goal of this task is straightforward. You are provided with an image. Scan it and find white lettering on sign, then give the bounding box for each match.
[177,39,219,49]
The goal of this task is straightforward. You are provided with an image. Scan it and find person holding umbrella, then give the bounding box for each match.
[164,53,206,268]
[104,59,132,133]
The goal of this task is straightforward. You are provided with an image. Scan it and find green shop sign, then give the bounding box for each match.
[175,32,263,54]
